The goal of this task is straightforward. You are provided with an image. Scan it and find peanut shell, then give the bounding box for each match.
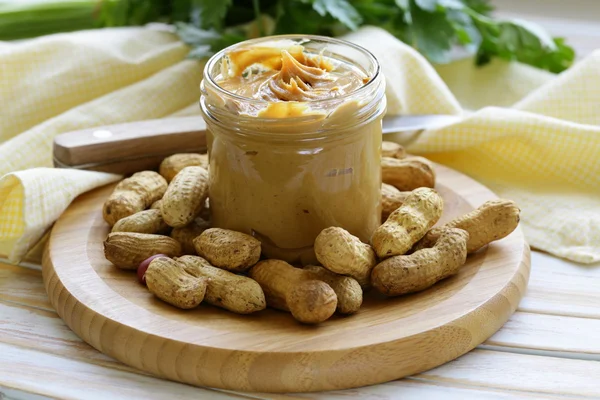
[194,228,261,272]
[104,232,182,270]
[146,257,208,309]
[161,166,209,228]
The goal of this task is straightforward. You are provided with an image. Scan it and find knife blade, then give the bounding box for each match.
[53,114,460,175]
[382,114,461,134]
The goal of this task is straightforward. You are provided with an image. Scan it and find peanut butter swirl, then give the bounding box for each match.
[216,44,369,104]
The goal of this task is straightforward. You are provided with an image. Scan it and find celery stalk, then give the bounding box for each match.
[0,0,112,40]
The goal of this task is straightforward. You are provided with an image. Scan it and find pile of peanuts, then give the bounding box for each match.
[102,142,520,324]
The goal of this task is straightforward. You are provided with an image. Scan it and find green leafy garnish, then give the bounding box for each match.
[191,0,232,29]
[312,0,363,30]
[0,0,574,72]
[175,22,245,58]
[469,14,575,73]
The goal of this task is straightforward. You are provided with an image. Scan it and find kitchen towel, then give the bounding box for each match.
[1,26,598,264]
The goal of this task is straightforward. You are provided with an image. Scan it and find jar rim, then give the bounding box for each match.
[202,34,381,107]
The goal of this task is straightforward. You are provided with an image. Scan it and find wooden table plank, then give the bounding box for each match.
[0,262,52,311]
[261,380,574,400]
[417,349,600,398]
[0,299,129,370]
[520,252,600,318]
[0,341,595,400]
[485,312,600,360]
[0,386,52,400]
[0,342,252,400]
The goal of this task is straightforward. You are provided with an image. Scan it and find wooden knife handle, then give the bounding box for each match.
[53,116,208,175]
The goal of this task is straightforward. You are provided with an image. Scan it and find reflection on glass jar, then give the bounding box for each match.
[200,35,386,256]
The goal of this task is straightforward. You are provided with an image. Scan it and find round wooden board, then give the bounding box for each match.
[42,164,530,393]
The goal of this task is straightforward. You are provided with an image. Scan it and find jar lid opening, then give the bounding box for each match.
[202,34,381,109]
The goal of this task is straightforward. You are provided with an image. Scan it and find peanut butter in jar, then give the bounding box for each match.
[200,35,386,262]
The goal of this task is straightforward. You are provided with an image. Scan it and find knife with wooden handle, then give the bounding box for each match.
[52,114,460,175]
[53,117,209,175]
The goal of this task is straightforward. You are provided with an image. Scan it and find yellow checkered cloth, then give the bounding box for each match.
[1,26,599,264]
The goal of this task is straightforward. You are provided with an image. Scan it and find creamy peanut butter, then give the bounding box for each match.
[217,45,368,104]
[200,37,385,260]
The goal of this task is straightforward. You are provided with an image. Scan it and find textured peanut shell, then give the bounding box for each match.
[371,187,443,259]
[303,265,362,315]
[161,166,209,228]
[194,228,261,272]
[314,227,377,287]
[382,141,406,159]
[381,156,436,191]
[177,255,266,314]
[103,232,182,270]
[111,209,169,234]
[249,260,337,324]
[288,281,338,324]
[103,171,167,226]
[415,199,520,254]
[372,228,469,296]
[150,199,163,210]
[170,218,211,254]
[145,257,208,309]
[160,153,209,182]
[381,183,410,223]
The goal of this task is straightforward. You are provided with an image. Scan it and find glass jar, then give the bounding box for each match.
[200,35,386,260]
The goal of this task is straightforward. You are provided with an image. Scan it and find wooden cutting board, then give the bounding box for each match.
[41,164,530,393]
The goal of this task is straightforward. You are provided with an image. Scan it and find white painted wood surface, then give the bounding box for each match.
[2,250,600,399]
[519,252,600,318]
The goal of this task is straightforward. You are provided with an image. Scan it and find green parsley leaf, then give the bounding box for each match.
[395,0,409,9]
[447,8,481,50]
[93,0,574,73]
[438,0,464,9]
[471,14,575,72]
[190,0,233,29]
[175,22,245,59]
[312,0,362,30]
[413,0,438,11]
[274,1,324,36]
[410,1,455,63]
[461,0,493,15]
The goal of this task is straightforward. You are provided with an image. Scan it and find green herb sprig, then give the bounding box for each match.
[160,0,574,72]
[0,0,574,72]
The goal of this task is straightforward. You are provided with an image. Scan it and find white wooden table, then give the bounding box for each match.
[1,251,599,399]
